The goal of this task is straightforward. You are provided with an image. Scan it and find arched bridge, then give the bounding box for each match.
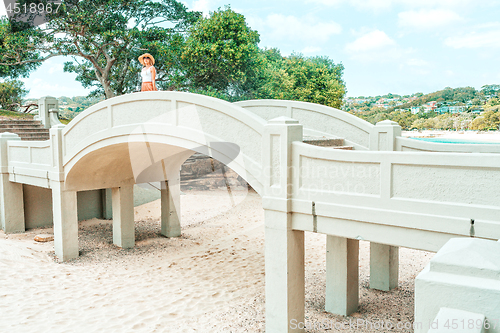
[1,91,499,332]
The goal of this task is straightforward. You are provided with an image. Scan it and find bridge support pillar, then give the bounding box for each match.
[161,177,181,237]
[265,210,305,333]
[325,235,359,315]
[52,183,79,261]
[370,243,399,291]
[0,133,25,233]
[102,189,113,220]
[112,185,135,248]
[263,116,304,332]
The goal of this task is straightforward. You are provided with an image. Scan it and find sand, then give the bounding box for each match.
[0,189,434,332]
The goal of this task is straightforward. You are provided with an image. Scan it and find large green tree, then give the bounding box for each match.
[0,0,200,98]
[181,7,262,100]
[256,50,346,108]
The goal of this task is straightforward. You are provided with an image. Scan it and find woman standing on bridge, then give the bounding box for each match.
[138,53,157,91]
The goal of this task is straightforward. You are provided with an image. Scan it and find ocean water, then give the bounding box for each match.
[411,137,499,144]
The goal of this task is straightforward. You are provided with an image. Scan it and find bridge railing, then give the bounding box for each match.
[235,99,376,150]
[6,136,53,188]
[60,92,267,193]
[289,141,500,252]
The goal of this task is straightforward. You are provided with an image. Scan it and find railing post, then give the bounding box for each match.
[0,133,25,233]
[36,96,59,128]
[262,116,304,333]
[370,120,401,291]
[370,119,401,151]
[50,125,78,261]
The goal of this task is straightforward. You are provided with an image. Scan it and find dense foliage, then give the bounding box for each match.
[0,80,28,110]
[1,4,347,108]
[181,7,261,100]
[255,50,346,108]
[0,0,200,98]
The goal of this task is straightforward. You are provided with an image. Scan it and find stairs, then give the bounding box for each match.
[180,153,248,190]
[0,119,50,141]
[303,137,354,150]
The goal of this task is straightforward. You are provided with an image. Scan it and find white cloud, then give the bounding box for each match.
[302,46,322,54]
[398,9,462,29]
[307,0,488,10]
[345,30,395,52]
[445,28,500,49]
[0,2,6,17]
[345,30,414,63]
[23,79,91,99]
[406,58,428,67]
[48,64,64,74]
[191,0,211,17]
[252,14,342,44]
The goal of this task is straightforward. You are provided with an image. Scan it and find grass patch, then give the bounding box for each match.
[0,109,34,119]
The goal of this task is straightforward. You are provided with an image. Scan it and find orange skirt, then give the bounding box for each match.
[141,82,157,91]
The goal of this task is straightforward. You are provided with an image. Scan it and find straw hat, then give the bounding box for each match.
[138,53,155,65]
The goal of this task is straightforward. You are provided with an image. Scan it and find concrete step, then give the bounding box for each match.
[0,127,49,133]
[303,137,344,147]
[22,136,50,141]
[332,146,354,150]
[0,119,40,125]
[303,137,354,150]
[0,119,49,141]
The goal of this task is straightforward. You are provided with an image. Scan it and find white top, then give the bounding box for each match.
[141,66,154,82]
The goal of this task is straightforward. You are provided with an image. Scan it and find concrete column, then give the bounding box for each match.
[102,188,113,219]
[326,235,359,316]
[161,179,181,237]
[0,132,24,233]
[112,185,135,248]
[370,243,399,291]
[263,116,304,332]
[265,210,305,333]
[52,183,79,261]
[0,174,25,233]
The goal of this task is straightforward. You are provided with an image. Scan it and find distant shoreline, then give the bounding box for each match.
[402,130,500,143]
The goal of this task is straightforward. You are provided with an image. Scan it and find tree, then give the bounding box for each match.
[0,17,44,78]
[181,6,262,100]
[388,110,417,130]
[481,84,500,98]
[468,111,500,131]
[256,51,346,108]
[411,118,426,130]
[0,80,28,110]
[0,0,200,98]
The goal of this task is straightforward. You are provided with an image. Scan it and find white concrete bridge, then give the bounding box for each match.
[1,91,499,332]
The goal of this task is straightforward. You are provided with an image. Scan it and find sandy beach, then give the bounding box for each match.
[0,188,435,333]
[402,130,500,142]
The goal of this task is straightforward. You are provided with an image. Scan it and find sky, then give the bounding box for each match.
[2,0,500,98]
